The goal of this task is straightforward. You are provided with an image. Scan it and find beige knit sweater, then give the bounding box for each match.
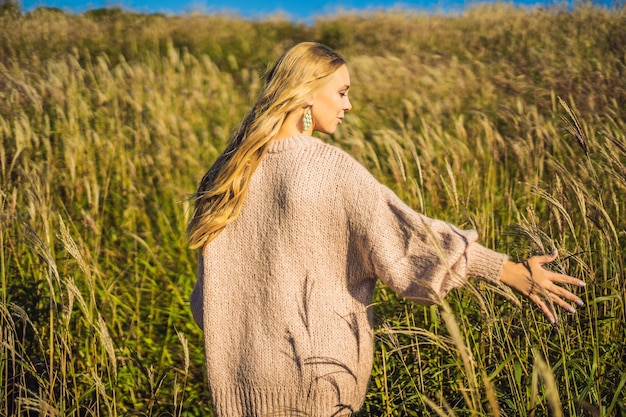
[190,135,508,417]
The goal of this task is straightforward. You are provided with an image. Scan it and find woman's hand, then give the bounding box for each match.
[499,250,585,324]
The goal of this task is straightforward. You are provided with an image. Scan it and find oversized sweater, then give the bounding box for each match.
[190,135,508,417]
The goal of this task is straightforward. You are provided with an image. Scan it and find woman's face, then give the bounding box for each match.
[311,64,352,135]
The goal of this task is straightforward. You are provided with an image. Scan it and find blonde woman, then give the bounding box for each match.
[188,42,584,417]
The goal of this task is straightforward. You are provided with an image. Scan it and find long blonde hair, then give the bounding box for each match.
[187,42,346,249]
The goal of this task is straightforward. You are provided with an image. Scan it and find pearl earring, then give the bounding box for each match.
[302,108,312,132]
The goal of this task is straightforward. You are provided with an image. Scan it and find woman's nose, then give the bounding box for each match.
[345,98,352,111]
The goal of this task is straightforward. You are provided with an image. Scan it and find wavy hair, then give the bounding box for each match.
[187,42,346,249]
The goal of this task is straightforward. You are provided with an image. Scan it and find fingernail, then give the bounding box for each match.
[551,248,558,256]
[578,281,586,287]
[549,317,556,325]
[576,299,584,307]
[569,307,577,314]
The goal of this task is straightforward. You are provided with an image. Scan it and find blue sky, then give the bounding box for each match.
[19,0,617,20]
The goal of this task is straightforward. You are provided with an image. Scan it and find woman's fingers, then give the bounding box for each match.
[529,292,557,324]
[528,286,576,323]
[545,271,586,287]
[547,281,585,306]
[535,249,559,266]
[527,279,572,312]
[528,254,585,298]
[524,253,586,322]
[548,292,577,314]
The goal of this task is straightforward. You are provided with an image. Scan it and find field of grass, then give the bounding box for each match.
[1,2,625,415]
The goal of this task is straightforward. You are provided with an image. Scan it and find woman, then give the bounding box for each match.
[188,42,584,417]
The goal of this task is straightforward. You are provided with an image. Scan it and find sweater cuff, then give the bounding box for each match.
[466,243,508,283]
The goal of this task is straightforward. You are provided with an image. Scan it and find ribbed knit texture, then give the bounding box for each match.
[190,135,508,416]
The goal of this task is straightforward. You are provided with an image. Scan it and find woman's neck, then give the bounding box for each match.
[274,109,312,140]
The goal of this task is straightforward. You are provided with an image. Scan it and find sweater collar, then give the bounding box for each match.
[267,135,319,153]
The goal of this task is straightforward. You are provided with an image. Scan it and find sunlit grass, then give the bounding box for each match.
[1,2,625,415]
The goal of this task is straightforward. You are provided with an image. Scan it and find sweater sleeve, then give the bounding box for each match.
[367,184,508,304]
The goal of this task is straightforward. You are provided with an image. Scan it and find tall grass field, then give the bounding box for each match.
[1,2,625,415]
